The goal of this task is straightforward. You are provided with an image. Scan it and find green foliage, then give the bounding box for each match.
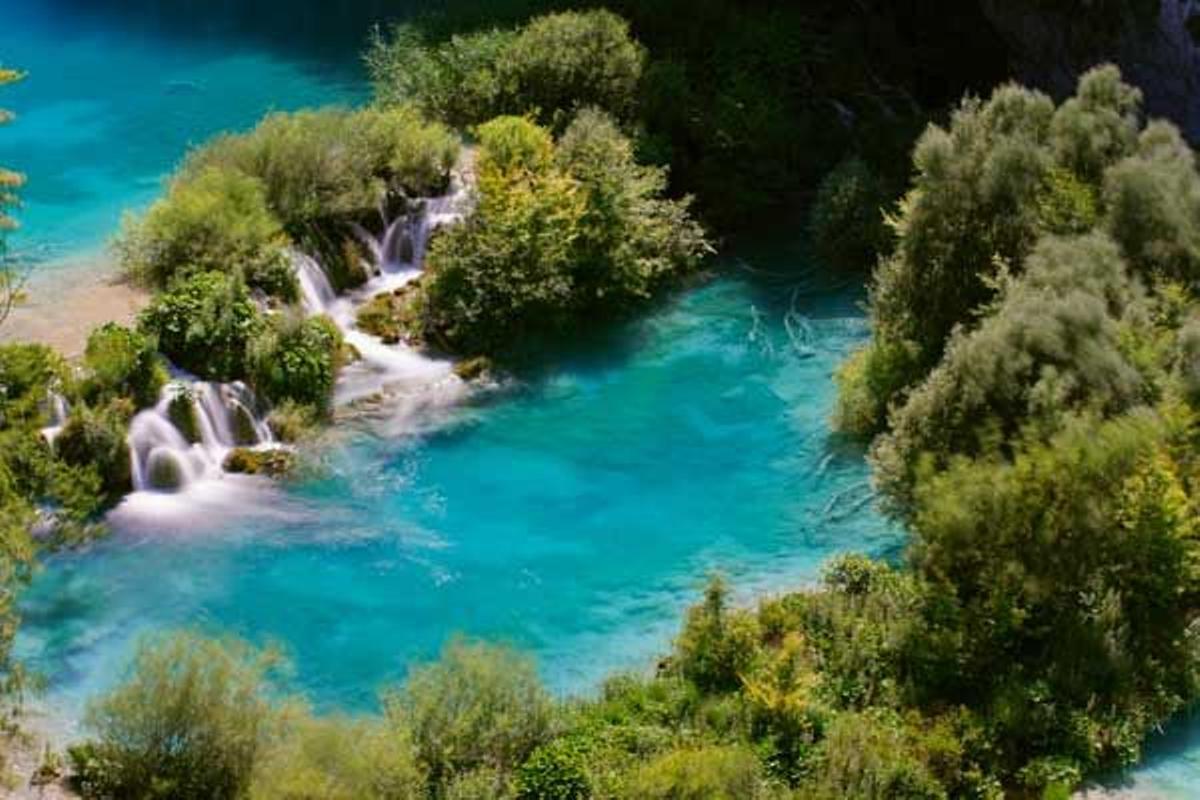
[383,638,556,788]
[0,342,69,428]
[249,712,426,800]
[872,233,1150,512]
[502,11,645,130]
[416,112,708,356]
[906,413,1200,776]
[1103,121,1200,284]
[187,107,459,232]
[674,576,760,693]
[55,401,133,505]
[809,157,892,273]
[1049,64,1141,183]
[622,745,766,800]
[73,632,283,800]
[82,324,167,409]
[247,313,343,411]
[514,737,589,800]
[266,401,323,444]
[832,340,919,438]
[138,272,262,381]
[116,167,295,301]
[805,711,946,800]
[368,10,644,131]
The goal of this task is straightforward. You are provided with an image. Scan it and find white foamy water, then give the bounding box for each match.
[295,183,471,420]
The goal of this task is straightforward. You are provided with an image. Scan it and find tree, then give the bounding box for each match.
[0,66,27,328]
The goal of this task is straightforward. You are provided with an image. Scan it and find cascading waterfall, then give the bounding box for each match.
[296,183,470,414]
[127,380,274,493]
[40,391,70,447]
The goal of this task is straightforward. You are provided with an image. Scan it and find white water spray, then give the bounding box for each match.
[127,380,274,493]
[295,183,470,415]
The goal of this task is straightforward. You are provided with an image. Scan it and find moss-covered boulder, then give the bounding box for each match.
[223,447,296,478]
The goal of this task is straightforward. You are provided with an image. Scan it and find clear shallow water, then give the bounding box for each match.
[17,254,901,718]
[0,2,364,272]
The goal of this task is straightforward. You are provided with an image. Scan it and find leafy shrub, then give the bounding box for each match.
[0,343,70,428]
[368,26,519,130]
[55,401,133,504]
[808,157,891,273]
[368,11,645,131]
[72,632,282,800]
[82,323,167,409]
[186,107,459,232]
[623,745,766,800]
[249,712,426,800]
[503,11,645,129]
[417,113,708,355]
[674,576,761,692]
[247,313,343,411]
[384,639,556,787]
[906,413,1200,775]
[266,401,323,444]
[116,167,295,301]
[1103,121,1200,283]
[138,272,262,381]
[831,339,919,438]
[872,234,1148,512]
[515,737,590,800]
[804,711,945,800]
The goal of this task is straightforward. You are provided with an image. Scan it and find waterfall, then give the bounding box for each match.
[40,391,70,447]
[127,380,274,493]
[294,183,470,412]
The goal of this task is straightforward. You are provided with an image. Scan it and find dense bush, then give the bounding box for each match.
[54,401,133,505]
[842,65,1180,436]
[81,324,167,409]
[185,107,459,233]
[138,272,262,382]
[808,157,892,274]
[246,313,343,411]
[71,632,283,800]
[415,112,708,355]
[624,745,767,799]
[383,639,556,788]
[872,233,1151,512]
[249,713,426,800]
[367,10,644,131]
[116,167,295,301]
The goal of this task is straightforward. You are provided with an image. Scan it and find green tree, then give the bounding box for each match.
[383,639,556,789]
[0,66,27,328]
[71,633,284,800]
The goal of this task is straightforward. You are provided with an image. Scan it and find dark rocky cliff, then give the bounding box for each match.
[980,0,1200,139]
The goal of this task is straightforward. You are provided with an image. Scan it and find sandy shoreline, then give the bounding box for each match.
[0,253,149,359]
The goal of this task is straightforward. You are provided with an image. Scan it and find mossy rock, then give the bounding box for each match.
[356,285,423,345]
[453,356,494,382]
[223,447,296,478]
[167,392,201,444]
[146,451,186,492]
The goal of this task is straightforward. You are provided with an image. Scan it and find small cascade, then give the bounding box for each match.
[40,391,70,447]
[128,380,274,493]
[294,181,472,412]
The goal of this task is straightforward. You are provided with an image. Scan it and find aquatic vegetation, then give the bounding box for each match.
[81,323,168,410]
[246,313,344,411]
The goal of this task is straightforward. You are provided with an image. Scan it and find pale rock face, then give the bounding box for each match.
[981,0,1200,140]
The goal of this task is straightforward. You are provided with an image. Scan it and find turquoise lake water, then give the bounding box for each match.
[17,255,900,713]
[0,2,364,269]
[5,4,1198,794]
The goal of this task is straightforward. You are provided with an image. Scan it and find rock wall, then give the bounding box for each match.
[981,0,1200,139]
